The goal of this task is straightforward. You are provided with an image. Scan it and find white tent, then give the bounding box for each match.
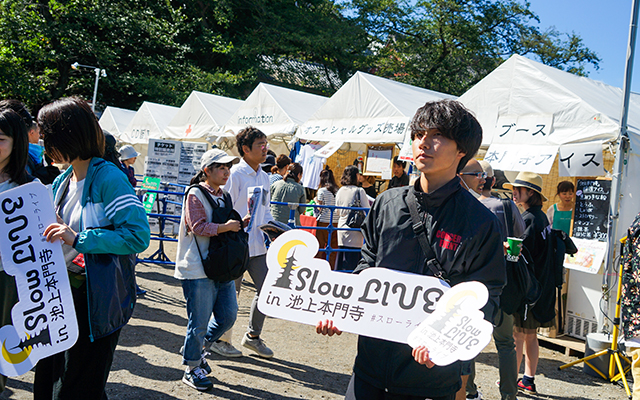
[460,54,627,147]
[297,71,456,143]
[120,101,179,145]
[98,106,136,139]
[218,83,327,138]
[163,91,243,140]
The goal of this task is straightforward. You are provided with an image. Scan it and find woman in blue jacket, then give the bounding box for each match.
[34,97,150,399]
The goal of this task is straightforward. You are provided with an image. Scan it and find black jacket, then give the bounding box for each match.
[353,177,506,397]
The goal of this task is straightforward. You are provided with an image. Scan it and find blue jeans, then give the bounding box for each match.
[181,278,238,366]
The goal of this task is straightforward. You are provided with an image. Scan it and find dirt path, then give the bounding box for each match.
[0,243,631,399]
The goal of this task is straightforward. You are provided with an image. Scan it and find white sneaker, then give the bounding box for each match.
[241,334,274,358]
[466,390,483,400]
[209,340,242,358]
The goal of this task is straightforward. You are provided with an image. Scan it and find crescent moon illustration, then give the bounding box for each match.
[277,239,306,268]
[444,290,478,311]
[2,336,32,365]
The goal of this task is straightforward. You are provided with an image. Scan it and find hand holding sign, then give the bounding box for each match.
[407,281,493,366]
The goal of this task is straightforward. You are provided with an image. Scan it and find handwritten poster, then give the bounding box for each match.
[563,237,607,274]
[573,179,611,242]
[259,230,451,344]
[0,182,78,376]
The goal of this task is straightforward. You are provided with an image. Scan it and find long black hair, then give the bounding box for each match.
[319,165,338,194]
[0,109,30,184]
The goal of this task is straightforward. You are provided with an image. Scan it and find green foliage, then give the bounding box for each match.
[346,0,601,95]
[0,0,601,112]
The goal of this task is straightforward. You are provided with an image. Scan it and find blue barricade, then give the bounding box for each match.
[138,183,369,268]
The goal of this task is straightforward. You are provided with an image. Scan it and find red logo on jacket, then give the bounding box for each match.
[436,229,462,251]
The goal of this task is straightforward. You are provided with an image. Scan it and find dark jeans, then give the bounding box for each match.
[0,271,18,393]
[336,246,361,272]
[34,284,121,400]
[345,373,456,400]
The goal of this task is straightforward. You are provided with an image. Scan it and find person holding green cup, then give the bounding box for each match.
[504,171,550,395]
[506,236,523,262]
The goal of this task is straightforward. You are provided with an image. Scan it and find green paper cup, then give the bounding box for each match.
[506,237,523,258]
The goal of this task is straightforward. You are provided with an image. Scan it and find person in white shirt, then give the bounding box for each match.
[211,127,276,359]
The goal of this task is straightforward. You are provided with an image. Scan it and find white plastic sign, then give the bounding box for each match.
[0,182,78,376]
[258,230,450,344]
[407,281,493,366]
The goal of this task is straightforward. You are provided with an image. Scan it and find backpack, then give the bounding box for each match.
[26,154,60,185]
[185,185,249,283]
[499,199,542,316]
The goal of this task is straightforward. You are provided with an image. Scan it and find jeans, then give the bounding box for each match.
[181,278,238,366]
[465,311,517,400]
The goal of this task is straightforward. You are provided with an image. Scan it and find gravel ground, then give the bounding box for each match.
[0,242,632,400]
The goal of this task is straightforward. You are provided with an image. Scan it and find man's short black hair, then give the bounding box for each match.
[38,97,104,162]
[236,126,266,157]
[410,100,482,173]
[393,156,406,169]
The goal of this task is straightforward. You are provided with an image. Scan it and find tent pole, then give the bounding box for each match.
[602,0,639,332]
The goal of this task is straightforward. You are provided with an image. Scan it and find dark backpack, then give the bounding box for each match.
[27,154,60,185]
[185,185,249,283]
[499,199,542,316]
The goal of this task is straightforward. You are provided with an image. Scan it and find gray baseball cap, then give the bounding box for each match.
[200,148,239,170]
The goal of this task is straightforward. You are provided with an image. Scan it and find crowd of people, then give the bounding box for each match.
[0,97,582,400]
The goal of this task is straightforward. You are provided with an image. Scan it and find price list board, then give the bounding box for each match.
[573,179,611,242]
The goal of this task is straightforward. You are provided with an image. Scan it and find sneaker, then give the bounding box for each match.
[517,378,537,394]
[200,357,211,375]
[241,334,274,358]
[209,340,243,358]
[466,390,483,400]
[182,366,212,391]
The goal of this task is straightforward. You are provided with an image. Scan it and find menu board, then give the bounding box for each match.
[573,179,611,242]
[144,139,208,234]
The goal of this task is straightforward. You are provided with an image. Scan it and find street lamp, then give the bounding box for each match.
[71,62,107,112]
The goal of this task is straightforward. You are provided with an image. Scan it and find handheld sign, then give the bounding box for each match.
[407,281,493,366]
[258,230,450,344]
[0,182,78,376]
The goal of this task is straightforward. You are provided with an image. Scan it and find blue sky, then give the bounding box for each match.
[528,0,639,92]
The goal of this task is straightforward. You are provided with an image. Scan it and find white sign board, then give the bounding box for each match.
[492,114,554,145]
[408,281,493,366]
[314,141,344,160]
[563,237,607,274]
[0,182,78,376]
[259,230,450,344]
[484,144,558,174]
[558,142,605,177]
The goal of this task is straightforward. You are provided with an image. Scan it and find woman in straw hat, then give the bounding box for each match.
[504,171,550,395]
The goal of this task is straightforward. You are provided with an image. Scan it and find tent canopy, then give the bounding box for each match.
[120,102,179,144]
[218,83,327,138]
[163,91,243,140]
[99,106,136,139]
[459,54,638,147]
[297,71,456,143]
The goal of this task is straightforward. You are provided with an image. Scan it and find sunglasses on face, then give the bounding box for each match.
[460,172,487,179]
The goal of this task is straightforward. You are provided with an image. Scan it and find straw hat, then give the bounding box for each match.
[503,171,548,201]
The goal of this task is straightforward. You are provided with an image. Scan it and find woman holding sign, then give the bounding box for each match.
[505,172,550,395]
[34,97,151,399]
[0,106,32,394]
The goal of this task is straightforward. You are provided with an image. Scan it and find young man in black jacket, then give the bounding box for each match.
[317,100,506,400]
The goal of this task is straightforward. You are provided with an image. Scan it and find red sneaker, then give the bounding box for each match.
[517,378,537,394]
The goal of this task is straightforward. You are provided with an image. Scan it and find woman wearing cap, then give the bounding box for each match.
[174,148,242,391]
[504,171,550,395]
[119,145,140,188]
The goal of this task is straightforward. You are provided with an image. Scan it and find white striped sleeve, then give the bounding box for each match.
[104,193,145,220]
